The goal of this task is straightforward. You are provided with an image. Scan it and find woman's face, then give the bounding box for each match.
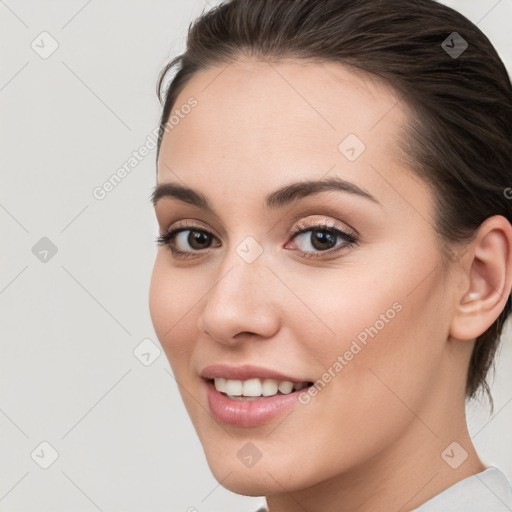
[150,59,462,496]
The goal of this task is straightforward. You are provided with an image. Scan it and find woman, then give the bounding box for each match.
[149,0,512,510]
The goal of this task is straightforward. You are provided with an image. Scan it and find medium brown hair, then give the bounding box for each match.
[155,0,512,408]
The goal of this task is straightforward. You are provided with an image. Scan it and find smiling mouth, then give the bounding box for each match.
[209,377,314,400]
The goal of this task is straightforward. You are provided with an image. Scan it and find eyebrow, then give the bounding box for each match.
[151,176,379,211]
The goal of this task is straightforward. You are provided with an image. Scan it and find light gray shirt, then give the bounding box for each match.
[254,466,512,512]
[412,466,512,511]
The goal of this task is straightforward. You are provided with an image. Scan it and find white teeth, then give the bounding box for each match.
[262,379,278,396]
[214,377,227,393]
[213,378,308,397]
[225,379,243,396]
[242,378,262,397]
[278,381,294,394]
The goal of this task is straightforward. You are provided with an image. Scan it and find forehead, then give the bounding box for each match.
[157,58,416,207]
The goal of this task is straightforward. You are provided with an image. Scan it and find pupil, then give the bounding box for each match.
[312,230,336,250]
[189,230,210,249]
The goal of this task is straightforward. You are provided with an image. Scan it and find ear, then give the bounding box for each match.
[450,215,512,341]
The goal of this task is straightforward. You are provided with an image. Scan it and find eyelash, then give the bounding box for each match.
[155,219,358,259]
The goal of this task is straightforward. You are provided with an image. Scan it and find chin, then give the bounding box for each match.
[207,461,283,497]
[202,440,328,497]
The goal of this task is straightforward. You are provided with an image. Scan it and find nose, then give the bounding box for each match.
[196,253,281,346]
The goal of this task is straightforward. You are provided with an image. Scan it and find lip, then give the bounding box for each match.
[200,364,314,427]
[204,379,310,427]
[200,364,309,383]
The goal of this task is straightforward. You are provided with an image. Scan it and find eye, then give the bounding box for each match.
[286,220,358,258]
[156,222,221,257]
[156,219,358,259]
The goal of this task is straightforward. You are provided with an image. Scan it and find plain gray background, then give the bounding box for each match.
[1,1,511,510]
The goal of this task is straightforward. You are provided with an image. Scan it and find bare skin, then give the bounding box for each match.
[149,58,512,512]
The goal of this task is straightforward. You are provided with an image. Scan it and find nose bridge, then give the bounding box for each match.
[198,238,279,342]
[213,231,270,301]
[219,258,265,304]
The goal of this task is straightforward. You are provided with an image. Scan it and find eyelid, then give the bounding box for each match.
[155,208,228,240]
[166,218,211,232]
[286,206,360,236]
[286,216,358,240]
[159,219,218,242]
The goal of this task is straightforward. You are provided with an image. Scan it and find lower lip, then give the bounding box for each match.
[205,380,309,427]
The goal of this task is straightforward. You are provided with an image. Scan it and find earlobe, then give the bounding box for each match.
[450,215,512,341]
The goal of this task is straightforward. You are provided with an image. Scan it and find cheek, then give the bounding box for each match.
[149,256,200,366]
[312,261,449,447]
[326,259,447,390]
[294,249,448,432]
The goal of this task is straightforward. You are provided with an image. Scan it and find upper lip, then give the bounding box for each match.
[200,364,310,383]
